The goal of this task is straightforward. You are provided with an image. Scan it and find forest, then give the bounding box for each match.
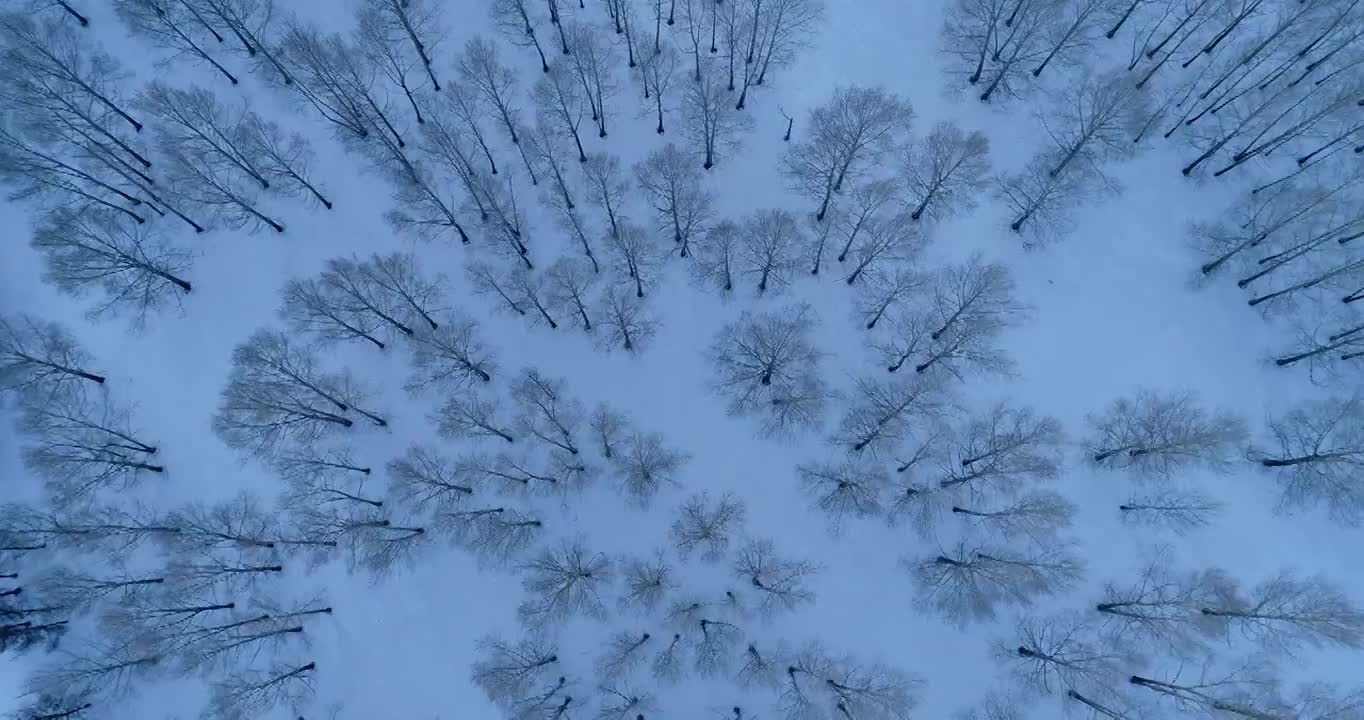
[0,0,1361,718]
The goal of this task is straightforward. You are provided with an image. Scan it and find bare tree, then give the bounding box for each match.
[282,256,422,346]
[953,490,1077,542]
[842,212,924,286]
[0,121,156,228]
[619,550,674,613]
[36,564,166,612]
[639,44,679,134]
[212,330,372,456]
[26,638,161,705]
[20,390,161,505]
[468,262,529,318]
[732,538,819,616]
[113,0,238,84]
[783,86,914,221]
[0,314,104,395]
[356,0,443,113]
[533,64,588,162]
[407,312,495,393]
[158,137,284,234]
[833,374,945,454]
[435,394,516,444]
[683,61,754,169]
[634,143,713,257]
[1003,611,1126,697]
[0,13,140,133]
[512,368,583,456]
[899,121,992,222]
[387,445,481,517]
[440,504,543,567]
[597,683,659,719]
[1128,658,1288,719]
[597,287,660,354]
[797,458,889,534]
[707,303,826,435]
[29,208,191,326]
[690,219,741,297]
[461,36,532,154]
[491,0,552,73]
[565,21,618,138]
[691,615,742,677]
[276,24,394,143]
[1,501,178,556]
[276,445,382,509]
[938,402,1066,502]
[546,256,598,332]
[204,659,316,720]
[1200,570,1364,654]
[582,151,632,241]
[737,208,804,295]
[472,634,561,709]
[518,537,613,628]
[187,0,294,84]
[779,643,918,720]
[670,492,747,563]
[996,154,1097,247]
[607,224,667,299]
[235,112,332,209]
[596,630,654,683]
[1038,69,1149,178]
[882,255,1022,378]
[509,268,560,328]
[908,540,1085,625]
[1255,395,1364,524]
[856,268,926,330]
[1087,389,1248,478]
[137,82,267,191]
[1095,553,1231,654]
[611,431,689,507]
[1115,479,1221,533]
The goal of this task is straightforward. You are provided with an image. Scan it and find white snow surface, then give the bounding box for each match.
[0,0,1355,718]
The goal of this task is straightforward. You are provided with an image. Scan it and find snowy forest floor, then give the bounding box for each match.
[0,0,1356,718]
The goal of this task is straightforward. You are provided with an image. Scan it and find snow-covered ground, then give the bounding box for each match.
[1,0,1357,718]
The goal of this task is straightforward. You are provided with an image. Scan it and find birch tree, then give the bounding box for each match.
[518,537,613,628]
[938,401,1066,501]
[0,314,105,396]
[607,224,667,299]
[534,64,589,162]
[783,86,914,221]
[610,431,689,506]
[1119,485,1223,535]
[737,208,804,295]
[235,112,333,209]
[909,539,1085,625]
[683,62,753,169]
[834,374,945,454]
[899,121,992,222]
[796,458,890,534]
[634,143,713,258]
[597,288,660,354]
[546,256,598,332]
[491,0,552,73]
[32,208,192,326]
[212,330,370,455]
[1255,395,1364,524]
[706,303,824,427]
[670,492,747,563]
[406,312,495,392]
[1201,571,1364,653]
[113,0,238,84]
[690,220,741,297]
[1003,611,1126,697]
[20,390,161,506]
[1086,389,1248,478]
[733,538,819,616]
[512,368,583,456]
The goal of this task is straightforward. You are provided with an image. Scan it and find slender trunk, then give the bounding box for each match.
[58,1,90,27]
